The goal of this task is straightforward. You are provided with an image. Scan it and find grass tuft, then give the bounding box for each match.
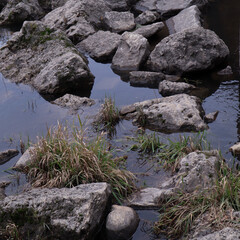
[154,158,240,239]
[27,122,135,202]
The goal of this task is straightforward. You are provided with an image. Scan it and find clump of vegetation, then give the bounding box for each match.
[27,121,135,202]
[130,131,210,172]
[154,159,240,239]
[93,96,120,135]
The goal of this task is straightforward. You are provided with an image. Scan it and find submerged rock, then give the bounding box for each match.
[204,111,219,123]
[112,32,150,72]
[52,94,95,110]
[166,5,202,34]
[229,143,240,155]
[0,149,19,165]
[106,205,140,240]
[103,11,135,33]
[78,31,121,62]
[129,71,165,88]
[158,80,196,96]
[0,183,111,240]
[0,21,94,95]
[147,27,229,75]
[120,94,207,133]
[43,0,111,43]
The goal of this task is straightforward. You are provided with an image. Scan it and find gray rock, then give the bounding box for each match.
[0,149,19,165]
[134,22,165,38]
[13,147,35,171]
[106,205,140,240]
[134,0,157,13]
[43,0,111,43]
[166,5,202,34]
[158,80,196,96]
[191,227,240,240]
[0,183,111,240]
[135,10,161,25]
[112,32,150,72]
[129,71,165,88]
[162,151,220,193]
[165,74,181,82]
[147,27,229,76]
[156,0,208,18]
[217,65,233,76]
[125,188,174,209]
[0,0,45,26]
[204,111,219,123]
[120,94,207,133]
[0,180,11,200]
[229,143,240,155]
[0,21,94,95]
[104,0,129,11]
[52,94,95,110]
[78,31,121,62]
[39,0,69,11]
[104,11,135,33]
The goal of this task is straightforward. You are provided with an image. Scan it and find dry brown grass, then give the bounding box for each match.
[27,122,135,201]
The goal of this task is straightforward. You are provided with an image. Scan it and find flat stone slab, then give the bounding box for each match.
[78,31,121,62]
[120,94,208,133]
[129,71,165,88]
[104,11,136,33]
[166,5,202,34]
[134,22,165,38]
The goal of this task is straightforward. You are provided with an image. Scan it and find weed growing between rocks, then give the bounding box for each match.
[93,96,120,136]
[154,158,240,239]
[130,131,210,172]
[27,121,135,202]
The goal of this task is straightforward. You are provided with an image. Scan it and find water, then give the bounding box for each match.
[0,1,240,238]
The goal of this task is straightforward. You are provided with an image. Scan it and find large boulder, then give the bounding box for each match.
[147,27,229,76]
[0,183,111,240]
[78,30,121,62]
[166,5,202,34]
[103,11,135,33]
[112,32,150,72]
[0,21,94,95]
[0,0,45,26]
[120,94,208,133]
[43,0,111,43]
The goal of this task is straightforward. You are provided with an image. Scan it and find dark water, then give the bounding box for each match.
[0,1,240,238]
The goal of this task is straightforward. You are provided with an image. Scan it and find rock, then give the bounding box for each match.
[37,0,68,12]
[229,143,240,155]
[217,65,233,76]
[104,0,129,11]
[106,205,140,240]
[120,94,207,133]
[162,151,220,193]
[166,5,202,34]
[191,227,240,240]
[156,0,208,18]
[158,80,196,96]
[43,0,111,43]
[147,27,229,76]
[0,0,45,26]
[135,10,161,25]
[0,149,19,165]
[103,11,135,33]
[129,71,165,88]
[52,94,95,110]
[204,111,219,123]
[0,181,11,200]
[125,188,173,209]
[134,0,157,13]
[134,22,165,38]
[112,32,150,72]
[0,21,94,95]
[164,74,181,82]
[0,183,111,240]
[13,147,35,171]
[77,31,121,62]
